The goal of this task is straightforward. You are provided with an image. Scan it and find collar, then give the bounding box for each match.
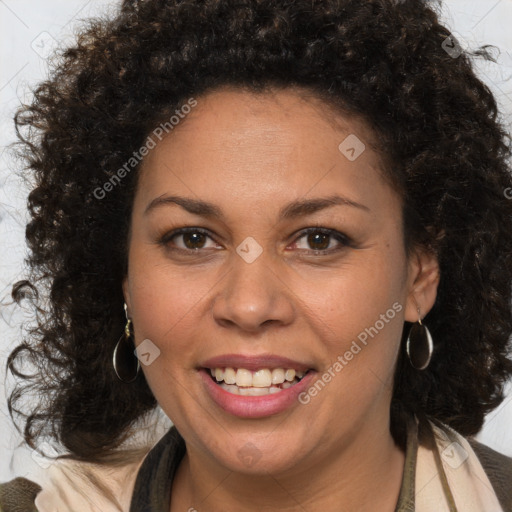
[129,417,419,512]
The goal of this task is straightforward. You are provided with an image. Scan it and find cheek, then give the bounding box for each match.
[126,250,220,363]
[126,261,216,408]
[301,248,405,338]
[297,246,406,392]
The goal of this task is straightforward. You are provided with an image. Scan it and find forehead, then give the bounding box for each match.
[134,87,398,220]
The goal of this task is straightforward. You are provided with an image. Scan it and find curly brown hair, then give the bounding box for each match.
[7,0,512,462]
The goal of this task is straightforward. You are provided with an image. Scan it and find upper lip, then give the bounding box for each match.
[200,354,314,372]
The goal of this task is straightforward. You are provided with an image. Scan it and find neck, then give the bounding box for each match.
[170,419,406,512]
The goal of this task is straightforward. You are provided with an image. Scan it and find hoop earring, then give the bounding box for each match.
[113,303,141,382]
[406,309,433,371]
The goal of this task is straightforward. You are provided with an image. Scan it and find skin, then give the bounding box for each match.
[122,86,440,511]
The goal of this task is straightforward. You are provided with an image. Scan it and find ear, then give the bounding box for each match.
[122,275,131,316]
[404,246,440,322]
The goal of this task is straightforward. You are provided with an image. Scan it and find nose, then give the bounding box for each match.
[212,251,295,333]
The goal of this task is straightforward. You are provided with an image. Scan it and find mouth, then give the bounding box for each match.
[198,354,316,417]
[205,367,309,396]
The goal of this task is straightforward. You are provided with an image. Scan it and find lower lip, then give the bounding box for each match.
[199,369,316,418]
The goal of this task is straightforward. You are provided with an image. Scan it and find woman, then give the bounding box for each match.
[1,0,512,510]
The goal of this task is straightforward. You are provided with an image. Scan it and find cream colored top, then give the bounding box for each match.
[4,415,508,512]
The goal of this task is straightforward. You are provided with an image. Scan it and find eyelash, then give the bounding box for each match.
[157,226,352,255]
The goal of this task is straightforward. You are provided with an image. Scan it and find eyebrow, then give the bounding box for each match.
[144,194,370,219]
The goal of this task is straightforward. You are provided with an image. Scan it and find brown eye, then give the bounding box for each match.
[182,231,207,249]
[306,232,331,251]
[292,228,350,253]
[160,227,220,252]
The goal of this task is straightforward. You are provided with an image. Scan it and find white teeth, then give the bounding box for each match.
[220,384,289,396]
[252,369,272,388]
[238,387,269,396]
[235,368,253,387]
[285,369,296,382]
[209,366,308,393]
[224,367,236,385]
[271,368,285,385]
[220,383,239,394]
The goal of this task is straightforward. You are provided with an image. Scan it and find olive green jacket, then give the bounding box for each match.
[0,477,41,512]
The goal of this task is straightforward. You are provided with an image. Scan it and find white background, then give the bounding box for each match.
[1,0,512,483]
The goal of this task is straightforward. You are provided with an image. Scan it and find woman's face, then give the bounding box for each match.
[123,87,438,475]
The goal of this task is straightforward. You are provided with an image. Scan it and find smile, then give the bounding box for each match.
[208,367,307,396]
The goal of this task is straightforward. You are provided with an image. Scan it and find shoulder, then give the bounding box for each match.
[1,453,145,512]
[34,455,144,512]
[468,437,512,511]
[0,477,41,511]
